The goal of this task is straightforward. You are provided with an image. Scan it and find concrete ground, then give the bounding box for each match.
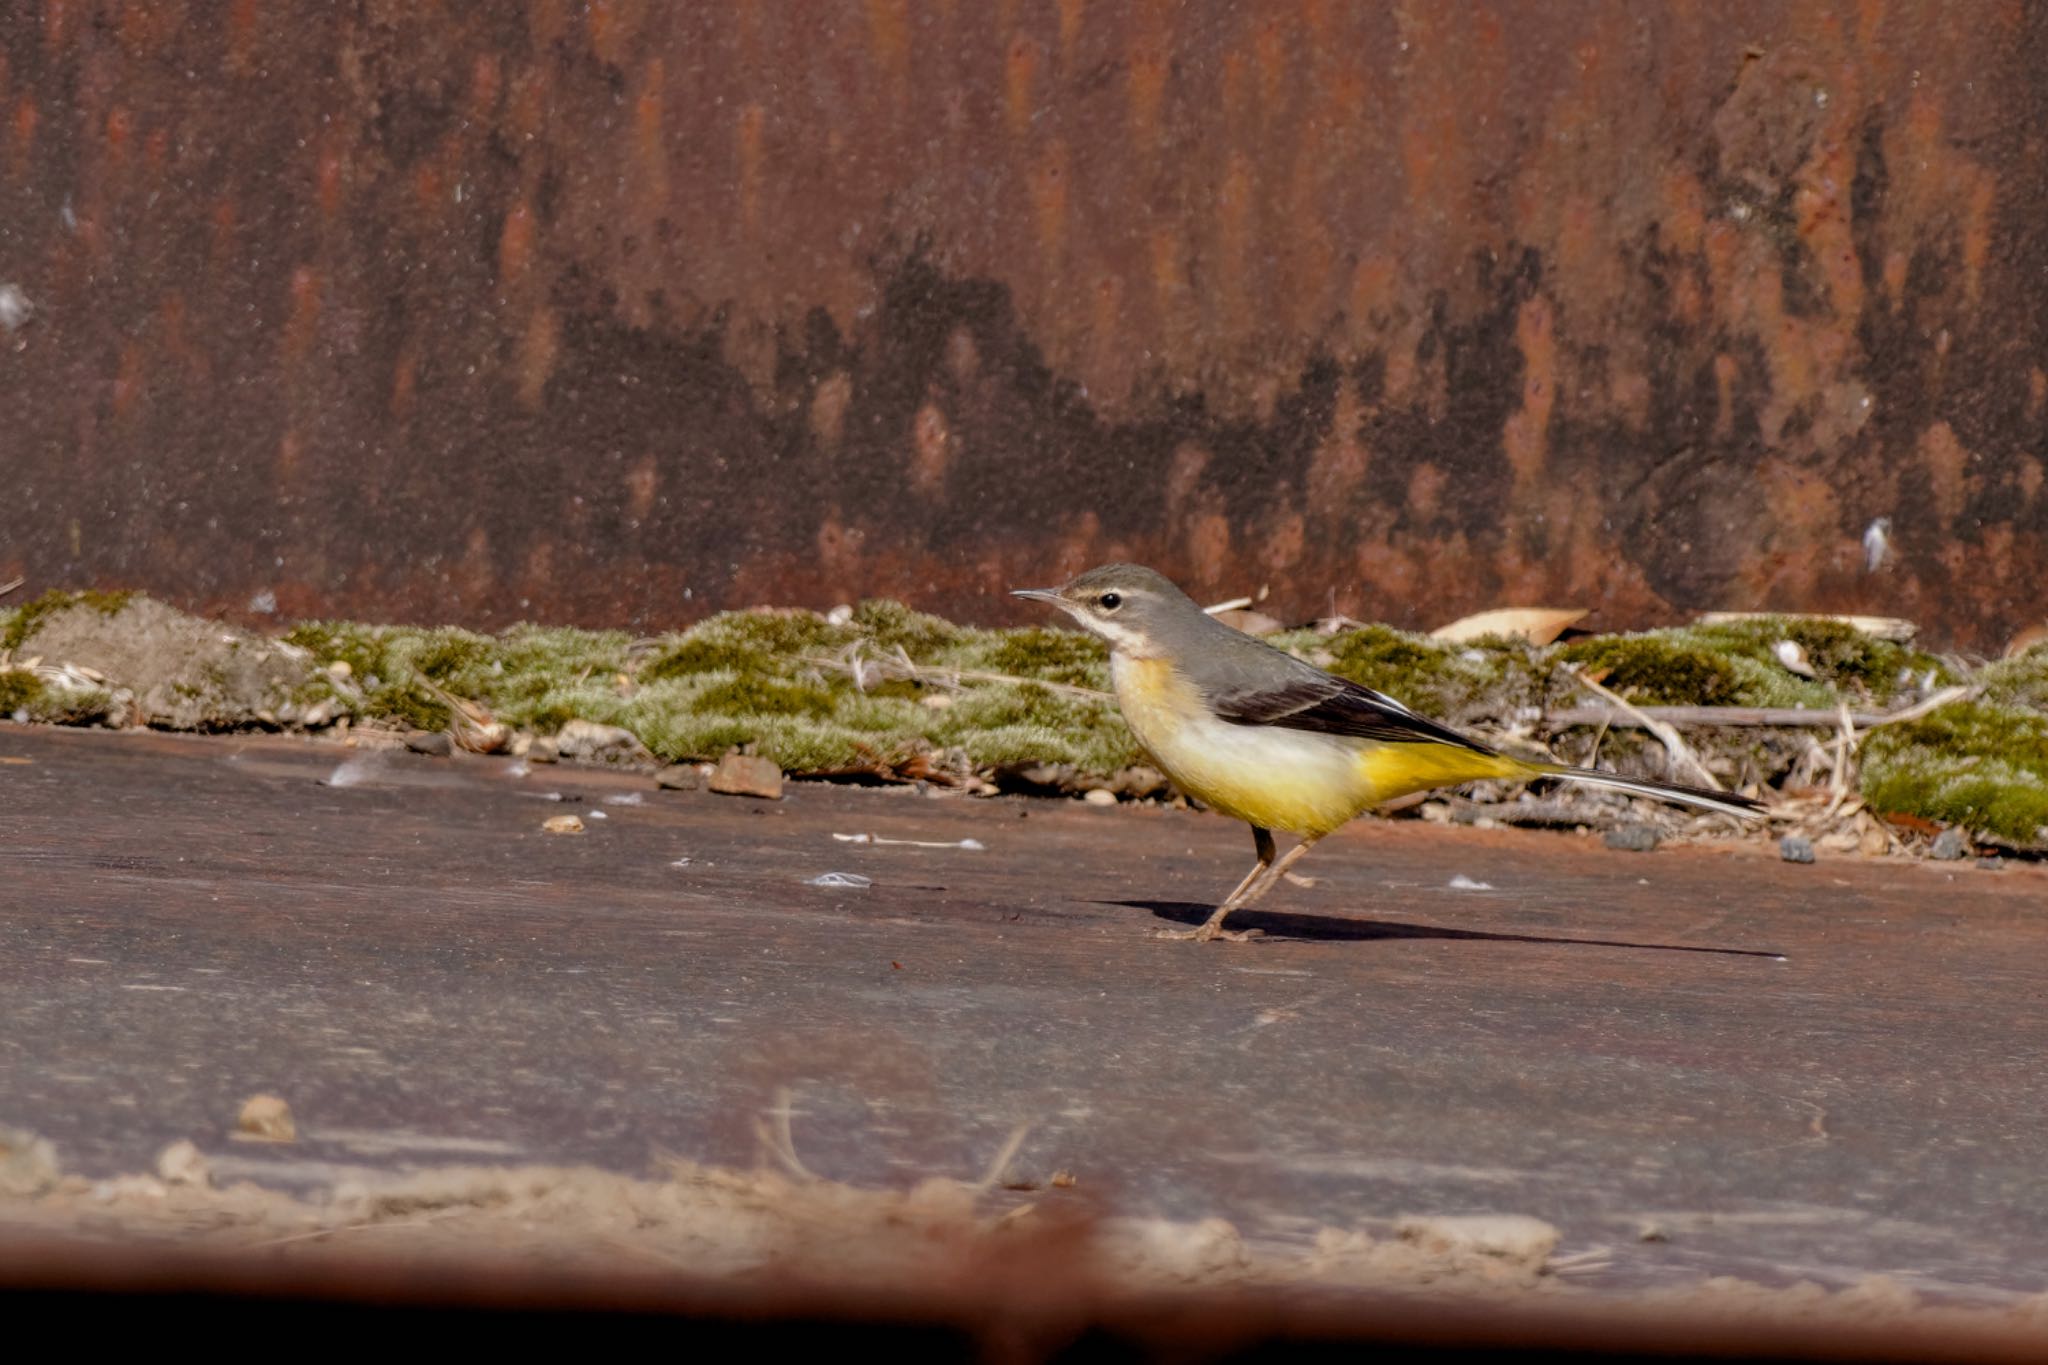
[3,722,2045,1301]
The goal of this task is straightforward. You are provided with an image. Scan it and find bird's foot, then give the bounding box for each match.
[1155,922,1262,944]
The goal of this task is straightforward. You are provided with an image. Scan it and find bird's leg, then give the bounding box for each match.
[1228,834,1323,913]
[1157,826,1276,943]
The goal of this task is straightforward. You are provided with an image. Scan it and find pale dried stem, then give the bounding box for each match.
[1569,670,1724,791]
[806,646,1110,701]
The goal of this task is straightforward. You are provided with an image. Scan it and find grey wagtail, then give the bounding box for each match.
[1015,564,1765,942]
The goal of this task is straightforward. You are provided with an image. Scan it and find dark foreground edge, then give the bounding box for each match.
[3,1238,2041,1363]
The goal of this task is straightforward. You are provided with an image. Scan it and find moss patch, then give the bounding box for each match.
[1862,702,2048,846]
[1556,618,1948,709]
[3,589,134,653]
[0,670,46,714]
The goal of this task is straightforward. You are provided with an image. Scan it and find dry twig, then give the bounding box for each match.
[1568,669,1724,791]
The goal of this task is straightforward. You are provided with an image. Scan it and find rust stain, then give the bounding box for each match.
[226,0,258,71]
[389,346,417,422]
[632,58,667,210]
[1003,34,1039,140]
[1918,421,1977,530]
[1500,295,1556,487]
[316,139,346,220]
[625,456,658,525]
[43,0,75,52]
[498,201,536,290]
[104,106,134,167]
[736,103,766,234]
[10,97,36,176]
[516,306,560,411]
[111,340,144,424]
[1055,0,1086,66]
[910,401,951,496]
[283,266,320,366]
[1027,139,1070,276]
[865,0,911,111]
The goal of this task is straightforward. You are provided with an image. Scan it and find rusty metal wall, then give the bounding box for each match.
[1,2,2044,645]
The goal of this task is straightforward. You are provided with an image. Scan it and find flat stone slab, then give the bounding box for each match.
[2,722,2045,1300]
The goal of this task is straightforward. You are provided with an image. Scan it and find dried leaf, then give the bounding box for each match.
[2004,624,2048,658]
[1430,608,1588,646]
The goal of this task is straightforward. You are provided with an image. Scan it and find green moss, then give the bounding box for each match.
[362,682,451,732]
[642,610,850,683]
[1558,632,1748,706]
[959,627,1111,690]
[689,675,838,720]
[851,598,962,655]
[1861,701,2048,844]
[2,588,135,652]
[0,671,46,713]
[1979,646,2048,712]
[283,622,393,683]
[1557,619,1949,709]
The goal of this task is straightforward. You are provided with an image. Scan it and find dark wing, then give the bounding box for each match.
[1209,673,1499,756]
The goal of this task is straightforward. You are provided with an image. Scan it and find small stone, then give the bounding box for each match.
[0,1125,60,1196]
[1779,834,1816,864]
[542,814,585,835]
[1417,801,1452,824]
[1603,824,1660,853]
[1976,856,2005,872]
[155,1139,212,1188]
[406,730,454,757]
[1930,828,1969,861]
[236,1094,296,1143]
[554,718,646,762]
[326,660,352,680]
[1050,1170,1078,1189]
[708,751,784,799]
[1111,765,1169,800]
[300,698,336,728]
[1082,787,1118,807]
[526,735,558,763]
[656,763,702,791]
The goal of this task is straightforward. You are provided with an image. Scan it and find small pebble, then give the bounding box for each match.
[236,1094,296,1143]
[542,814,585,835]
[1603,825,1660,853]
[709,751,785,800]
[156,1139,211,1188]
[1082,788,1118,807]
[405,730,454,757]
[1929,828,1969,861]
[1975,856,2005,872]
[1779,834,1816,864]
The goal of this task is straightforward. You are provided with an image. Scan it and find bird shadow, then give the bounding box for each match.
[1107,900,1785,960]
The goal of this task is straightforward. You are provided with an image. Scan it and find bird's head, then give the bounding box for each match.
[1010,563,1204,657]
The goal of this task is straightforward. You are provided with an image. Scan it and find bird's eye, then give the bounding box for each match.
[1099,592,1122,611]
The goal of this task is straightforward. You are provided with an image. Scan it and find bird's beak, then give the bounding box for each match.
[1010,588,1064,605]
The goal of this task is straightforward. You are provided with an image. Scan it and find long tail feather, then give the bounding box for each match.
[1534,764,1768,822]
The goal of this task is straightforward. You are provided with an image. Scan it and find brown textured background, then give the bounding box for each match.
[1,1,2044,646]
